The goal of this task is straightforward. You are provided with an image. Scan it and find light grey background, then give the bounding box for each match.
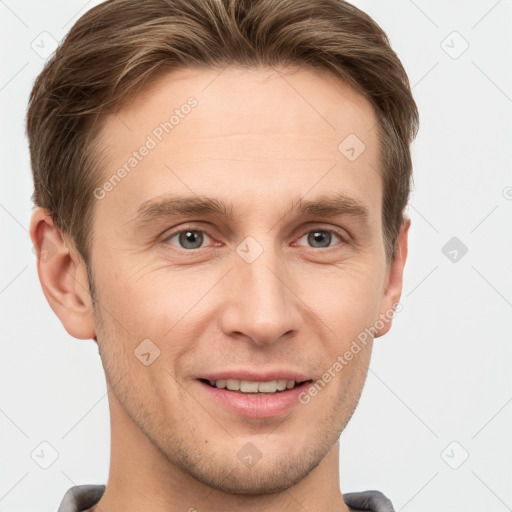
[1,1,511,511]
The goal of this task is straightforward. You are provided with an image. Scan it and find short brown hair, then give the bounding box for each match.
[27,0,418,269]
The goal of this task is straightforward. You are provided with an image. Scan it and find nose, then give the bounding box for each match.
[218,243,301,346]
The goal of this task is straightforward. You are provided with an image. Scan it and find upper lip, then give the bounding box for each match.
[197,369,311,382]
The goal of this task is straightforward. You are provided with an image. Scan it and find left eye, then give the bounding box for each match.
[296,229,342,249]
[165,230,213,250]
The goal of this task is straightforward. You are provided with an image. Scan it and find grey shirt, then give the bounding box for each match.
[57,485,396,511]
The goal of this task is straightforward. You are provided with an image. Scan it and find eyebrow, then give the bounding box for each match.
[290,193,370,225]
[131,192,370,229]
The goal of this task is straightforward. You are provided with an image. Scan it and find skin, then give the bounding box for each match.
[30,65,409,512]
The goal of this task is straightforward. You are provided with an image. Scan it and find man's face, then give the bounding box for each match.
[88,66,402,493]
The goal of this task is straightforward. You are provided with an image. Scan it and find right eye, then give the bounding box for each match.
[163,228,215,250]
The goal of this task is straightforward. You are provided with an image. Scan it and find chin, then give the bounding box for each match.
[162,426,338,495]
[177,452,322,495]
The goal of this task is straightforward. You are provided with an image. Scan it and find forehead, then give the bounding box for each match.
[95,65,382,225]
[107,65,378,151]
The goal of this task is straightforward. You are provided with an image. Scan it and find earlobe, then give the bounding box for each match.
[29,207,96,340]
[374,217,411,339]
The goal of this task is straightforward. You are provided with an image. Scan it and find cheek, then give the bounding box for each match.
[93,260,212,389]
[292,260,385,338]
[96,256,197,336]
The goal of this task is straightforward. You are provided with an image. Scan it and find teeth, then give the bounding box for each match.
[211,379,300,393]
[240,381,259,392]
[277,379,287,391]
[258,380,277,393]
[226,379,240,391]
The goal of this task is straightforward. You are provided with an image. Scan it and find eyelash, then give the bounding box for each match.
[161,225,348,252]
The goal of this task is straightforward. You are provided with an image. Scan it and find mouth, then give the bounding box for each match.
[195,375,313,418]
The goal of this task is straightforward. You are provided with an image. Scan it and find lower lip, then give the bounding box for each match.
[196,380,310,418]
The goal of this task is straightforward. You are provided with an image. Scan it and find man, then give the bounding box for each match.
[27,0,418,510]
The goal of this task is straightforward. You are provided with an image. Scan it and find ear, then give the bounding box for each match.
[374,216,411,338]
[29,207,96,340]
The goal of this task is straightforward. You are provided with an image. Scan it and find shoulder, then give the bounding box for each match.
[344,490,396,512]
[57,484,105,512]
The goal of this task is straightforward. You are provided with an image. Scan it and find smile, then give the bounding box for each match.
[195,374,313,418]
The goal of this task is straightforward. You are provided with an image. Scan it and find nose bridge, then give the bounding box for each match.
[219,236,298,345]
